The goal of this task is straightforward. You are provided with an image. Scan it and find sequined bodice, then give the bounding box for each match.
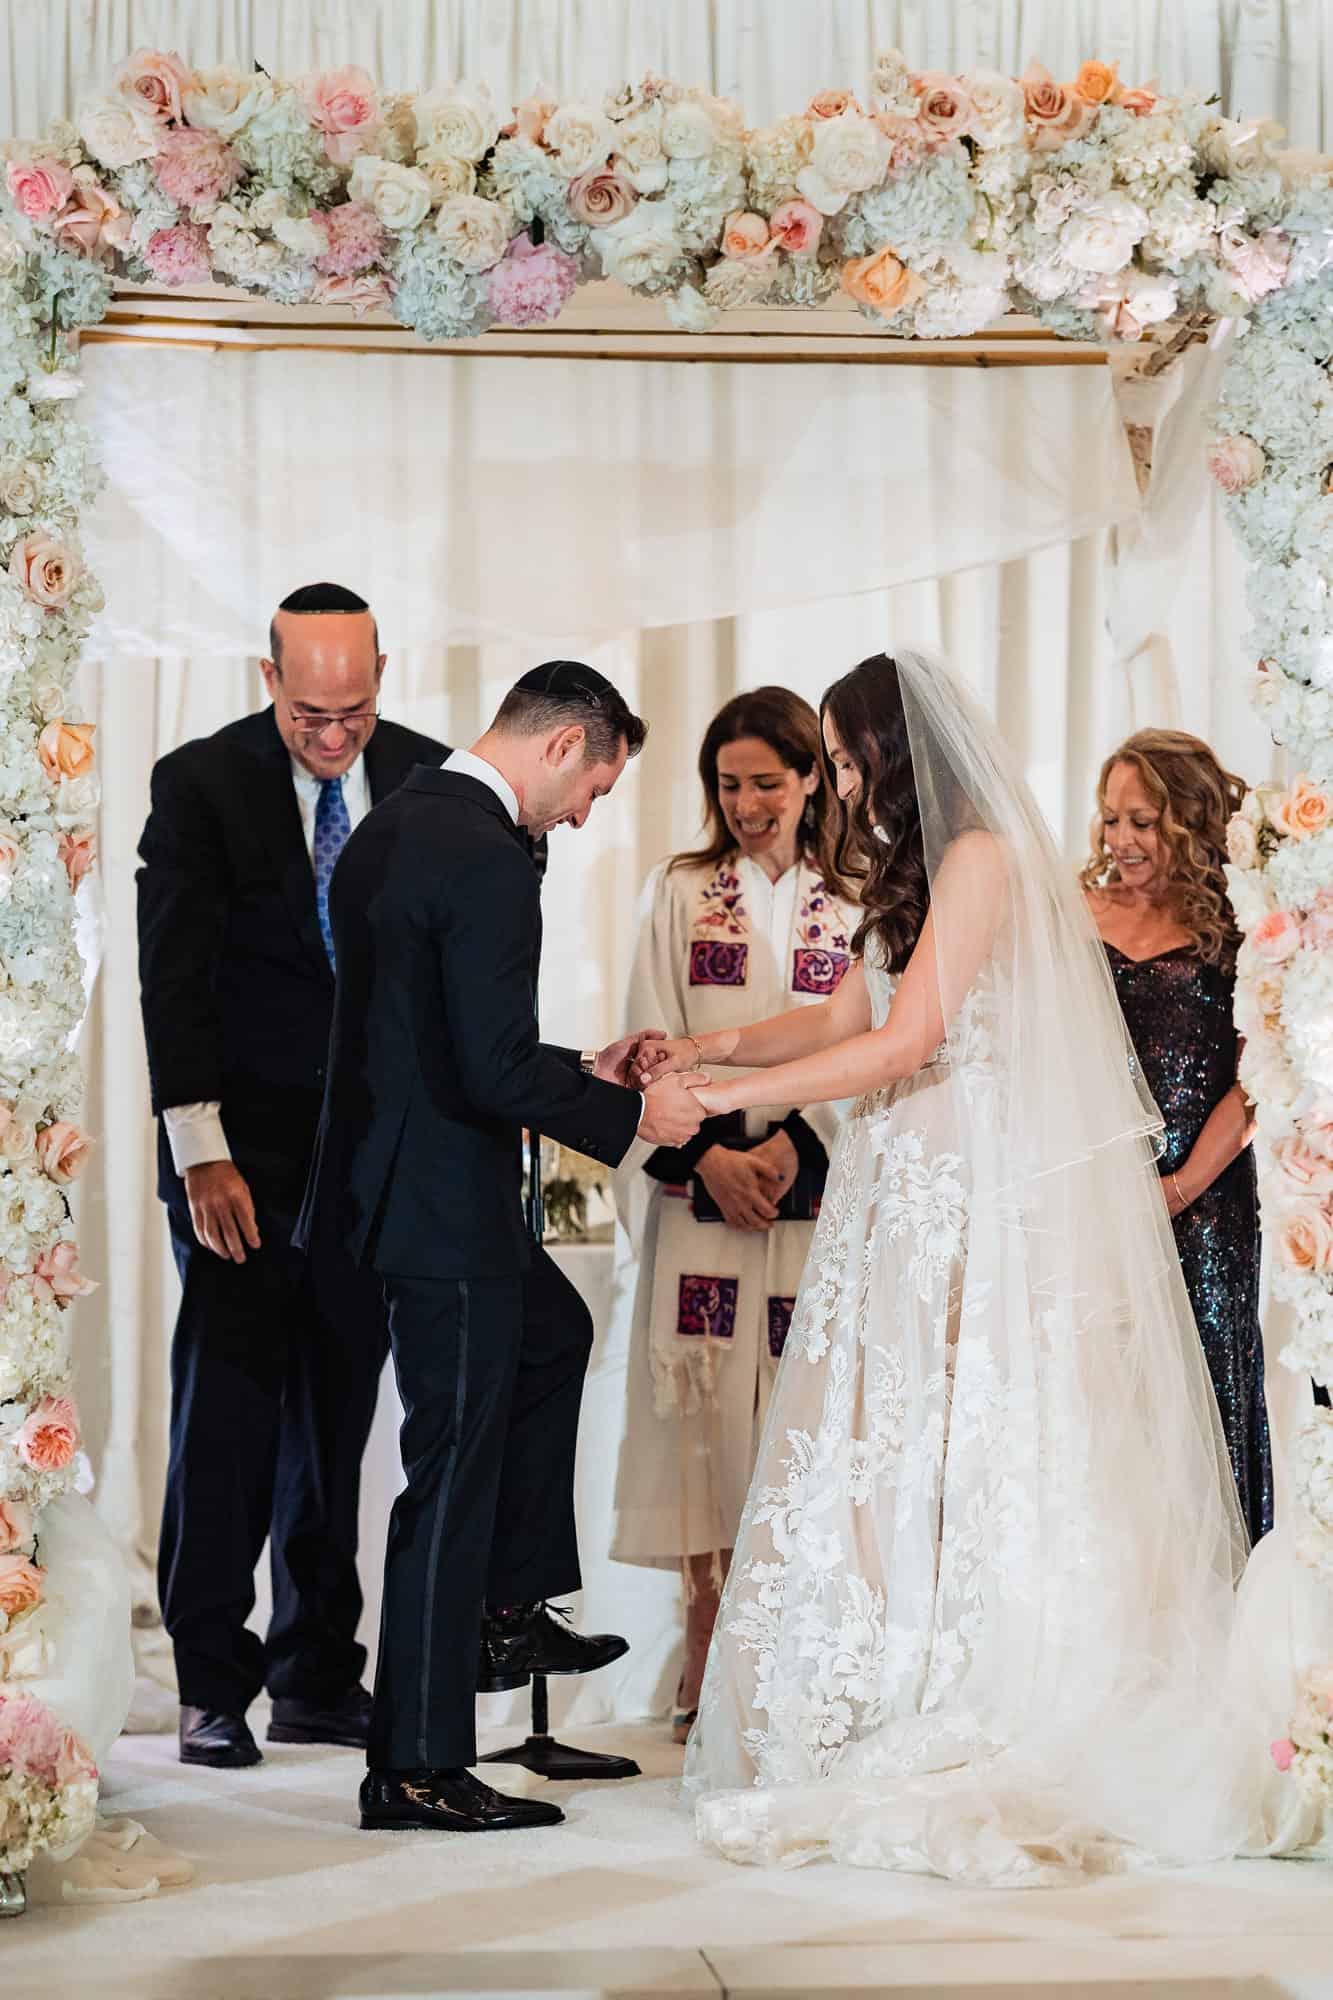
[1104,945,1238,1175]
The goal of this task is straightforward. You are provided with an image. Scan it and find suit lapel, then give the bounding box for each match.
[364,722,428,805]
[249,711,330,981]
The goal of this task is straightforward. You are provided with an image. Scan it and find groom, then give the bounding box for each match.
[297,660,706,1833]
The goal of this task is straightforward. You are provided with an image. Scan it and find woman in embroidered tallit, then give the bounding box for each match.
[611,689,859,1741]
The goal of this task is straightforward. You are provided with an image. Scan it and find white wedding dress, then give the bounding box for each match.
[685,650,1331,1885]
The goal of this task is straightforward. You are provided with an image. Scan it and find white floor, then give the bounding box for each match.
[7,1715,1333,1999]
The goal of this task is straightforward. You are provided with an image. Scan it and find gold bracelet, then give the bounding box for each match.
[687,1035,706,1069]
[1171,1172,1187,1209]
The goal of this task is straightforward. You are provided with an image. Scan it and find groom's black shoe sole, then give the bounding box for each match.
[477,1604,630,1692]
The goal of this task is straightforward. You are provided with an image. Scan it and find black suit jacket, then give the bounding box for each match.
[136,706,447,1227]
[295,768,641,1279]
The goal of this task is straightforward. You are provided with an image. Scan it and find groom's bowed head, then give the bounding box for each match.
[481,660,648,840]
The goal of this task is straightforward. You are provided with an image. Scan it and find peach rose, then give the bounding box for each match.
[38,721,96,784]
[1022,62,1093,153]
[1208,434,1265,495]
[1275,776,1332,842]
[57,828,96,893]
[567,167,638,228]
[5,158,75,222]
[911,71,973,144]
[1073,61,1120,106]
[31,1242,97,1305]
[37,1122,92,1186]
[0,1500,33,1555]
[1280,1202,1333,1275]
[15,1396,81,1472]
[1115,83,1159,116]
[10,533,83,612]
[1249,908,1302,964]
[769,199,824,254]
[117,48,193,127]
[721,210,772,259]
[841,245,924,316]
[0,1112,35,1163]
[52,170,130,261]
[514,92,557,145]
[312,272,393,316]
[302,66,380,165]
[0,1554,43,1624]
[807,89,861,121]
[1274,1138,1333,1197]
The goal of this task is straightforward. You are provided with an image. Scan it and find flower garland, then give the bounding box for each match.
[0,43,1329,1868]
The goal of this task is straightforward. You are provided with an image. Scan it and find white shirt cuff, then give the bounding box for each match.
[163,1103,232,1173]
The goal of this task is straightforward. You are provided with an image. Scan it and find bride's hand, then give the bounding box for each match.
[688,1079,736,1115]
[631,1035,701,1087]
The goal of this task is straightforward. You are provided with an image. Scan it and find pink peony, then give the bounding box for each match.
[1271,1737,1297,1772]
[485,233,578,328]
[153,128,242,208]
[302,65,380,165]
[37,1121,92,1185]
[15,1396,81,1472]
[143,222,213,287]
[118,48,193,128]
[910,71,973,145]
[5,158,75,222]
[57,828,97,891]
[566,167,638,228]
[314,200,385,277]
[0,1553,43,1624]
[312,272,393,316]
[0,1500,33,1554]
[0,1691,65,1782]
[1249,908,1302,964]
[31,1243,96,1305]
[769,199,824,254]
[1208,434,1265,495]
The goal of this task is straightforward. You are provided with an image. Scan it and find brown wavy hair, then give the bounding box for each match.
[669,686,855,898]
[1080,729,1246,969]
[820,654,935,973]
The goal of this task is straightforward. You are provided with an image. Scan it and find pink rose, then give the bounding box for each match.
[0,1553,43,1624]
[52,169,131,260]
[143,222,213,287]
[311,272,393,317]
[1271,1737,1297,1772]
[10,535,84,613]
[118,48,193,127]
[567,167,638,228]
[1208,434,1265,495]
[314,201,385,278]
[872,111,932,174]
[301,66,380,166]
[1274,1138,1333,1197]
[485,234,579,329]
[1280,1203,1333,1276]
[0,1691,64,1783]
[37,1121,92,1186]
[38,720,95,781]
[5,158,75,222]
[154,128,242,208]
[911,71,973,145]
[0,1500,33,1554]
[807,89,861,121]
[1274,776,1332,842]
[721,210,772,259]
[16,1396,81,1472]
[769,199,824,254]
[1115,82,1159,116]
[1249,909,1302,964]
[1219,226,1290,303]
[1021,62,1093,153]
[31,1243,96,1306]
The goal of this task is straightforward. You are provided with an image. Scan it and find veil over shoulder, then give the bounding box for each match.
[684,647,1329,1884]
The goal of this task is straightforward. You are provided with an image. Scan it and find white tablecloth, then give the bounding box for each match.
[355,1241,682,1730]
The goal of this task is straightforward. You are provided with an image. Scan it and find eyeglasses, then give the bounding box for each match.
[287,707,380,738]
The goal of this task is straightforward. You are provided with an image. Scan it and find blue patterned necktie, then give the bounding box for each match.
[313,776,351,971]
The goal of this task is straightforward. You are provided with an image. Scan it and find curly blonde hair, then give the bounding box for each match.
[1080,729,1246,969]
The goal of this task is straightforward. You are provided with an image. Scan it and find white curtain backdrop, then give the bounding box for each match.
[7,0,1316,1713]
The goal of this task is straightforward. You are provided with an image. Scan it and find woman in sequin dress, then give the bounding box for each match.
[1084,729,1271,1543]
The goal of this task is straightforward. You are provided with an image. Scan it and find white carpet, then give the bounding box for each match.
[6,1714,1333,1998]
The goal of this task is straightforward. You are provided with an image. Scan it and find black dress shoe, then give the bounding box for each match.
[477,1602,629,1693]
[268,1684,372,1748]
[359,1767,564,1833]
[179,1706,262,1769]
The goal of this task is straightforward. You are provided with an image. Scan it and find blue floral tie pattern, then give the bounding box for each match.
[313,776,351,971]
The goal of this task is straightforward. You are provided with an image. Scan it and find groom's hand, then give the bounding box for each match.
[637,1071,709,1147]
[594,1029,667,1088]
[184,1161,262,1263]
[631,1035,699,1086]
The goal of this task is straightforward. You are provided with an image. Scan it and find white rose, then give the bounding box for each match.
[348,156,432,232]
[614,110,669,194]
[30,678,64,722]
[593,208,682,287]
[182,68,275,138]
[273,214,327,259]
[665,283,719,332]
[1121,268,1179,329]
[418,144,477,201]
[0,223,22,278]
[433,194,509,271]
[57,773,99,818]
[1226,814,1260,869]
[248,188,289,231]
[0,462,40,515]
[1061,193,1149,275]
[76,92,159,168]
[417,83,501,164]
[543,102,614,178]
[965,70,1027,149]
[660,100,718,161]
[796,111,891,216]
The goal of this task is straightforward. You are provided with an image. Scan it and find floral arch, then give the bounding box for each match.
[1,46,1332,1878]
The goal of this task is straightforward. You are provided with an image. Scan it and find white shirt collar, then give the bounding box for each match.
[290,751,364,798]
[442,747,520,824]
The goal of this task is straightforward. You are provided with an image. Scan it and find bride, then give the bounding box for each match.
[638,648,1327,1885]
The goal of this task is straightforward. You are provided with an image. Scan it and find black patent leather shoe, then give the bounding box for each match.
[359,1767,564,1833]
[477,1602,629,1693]
[268,1684,372,1748]
[179,1706,262,1769]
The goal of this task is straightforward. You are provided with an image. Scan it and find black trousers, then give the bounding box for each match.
[159,1209,387,1713]
[369,1247,591,1771]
